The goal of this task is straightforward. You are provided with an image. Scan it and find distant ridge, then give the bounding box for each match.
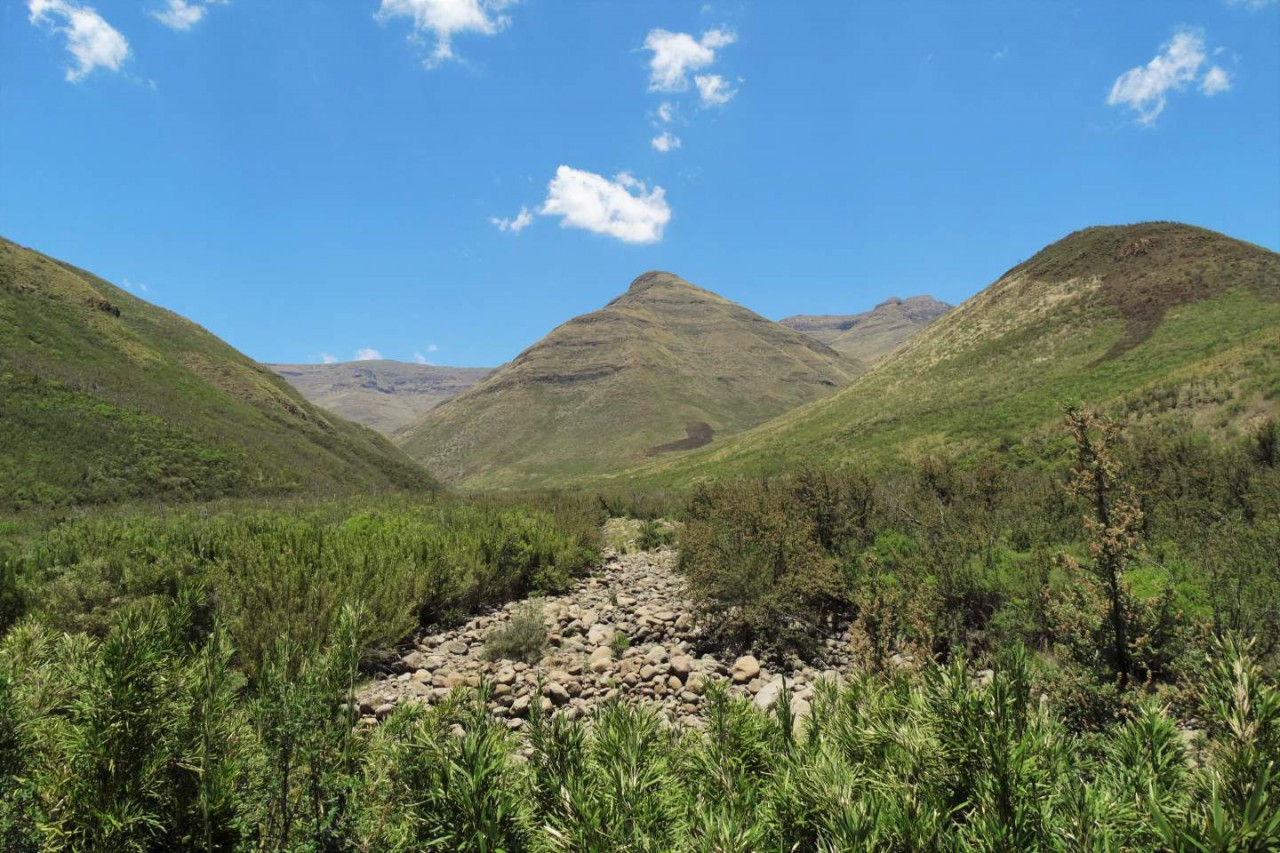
[396,271,862,489]
[781,294,951,362]
[270,361,493,435]
[620,222,1280,485]
[0,238,436,509]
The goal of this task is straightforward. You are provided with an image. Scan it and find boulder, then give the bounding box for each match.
[731,656,761,683]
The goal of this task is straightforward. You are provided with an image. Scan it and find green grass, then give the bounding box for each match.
[0,238,436,510]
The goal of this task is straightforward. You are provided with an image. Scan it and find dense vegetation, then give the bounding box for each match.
[1,595,1275,850]
[1,411,1276,849]
[0,498,599,675]
[680,412,1279,723]
[0,238,435,511]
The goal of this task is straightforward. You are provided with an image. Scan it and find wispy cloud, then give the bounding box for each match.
[694,73,736,106]
[354,348,383,361]
[539,166,670,244]
[27,0,130,82]
[1107,29,1231,126]
[321,353,339,364]
[651,131,682,153]
[490,205,533,233]
[375,0,517,68]
[1225,0,1275,9]
[151,0,227,32]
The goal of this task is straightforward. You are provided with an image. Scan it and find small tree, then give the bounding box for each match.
[1059,405,1145,686]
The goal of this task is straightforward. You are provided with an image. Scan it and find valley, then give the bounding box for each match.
[1,222,1276,851]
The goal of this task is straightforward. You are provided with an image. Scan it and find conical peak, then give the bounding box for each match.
[627,271,688,292]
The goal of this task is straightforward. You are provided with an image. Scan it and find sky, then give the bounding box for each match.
[2,0,1278,368]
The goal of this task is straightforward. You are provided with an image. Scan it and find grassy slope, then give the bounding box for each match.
[269,361,494,434]
[610,223,1280,487]
[396,271,862,490]
[0,238,436,510]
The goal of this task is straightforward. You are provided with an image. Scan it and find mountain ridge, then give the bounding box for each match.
[604,221,1280,486]
[781,294,951,362]
[270,360,493,435]
[0,238,436,509]
[395,271,862,489]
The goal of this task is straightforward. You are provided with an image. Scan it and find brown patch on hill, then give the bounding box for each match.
[1003,222,1280,361]
[87,296,121,317]
[646,421,715,456]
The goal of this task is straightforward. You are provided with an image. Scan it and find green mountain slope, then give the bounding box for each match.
[270,360,494,435]
[396,271,862,489]
[781,295,951,362]
[614,222,1280,486]
[0,238,436,510]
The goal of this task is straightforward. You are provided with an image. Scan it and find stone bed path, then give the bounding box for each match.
[355,529,857,731]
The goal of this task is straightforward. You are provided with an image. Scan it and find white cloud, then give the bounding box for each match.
[651,131,682,152]
[321,353,338,364]
[1226,0,1276,8]
[490,204,533,233]
[644,28,735,92]
[427,343,440,352]
[122,278,149,292]
[992,46,1009,62]
[152,0,226,31]
[1201,64,1232,95]
[694,73,736,106]
[375,0,516,68]
[28,0,130,83]
[354,348,383,361]
[656,101,676,122]
[539,166,671,244]
[413,352,430,364]
[1107,30,1231,125]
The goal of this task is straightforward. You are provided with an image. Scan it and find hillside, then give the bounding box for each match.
[270,361,493,434]
[781,294,951,362]
[0,238,436,510]
[615,222,1280,485]
[395,271,862,489]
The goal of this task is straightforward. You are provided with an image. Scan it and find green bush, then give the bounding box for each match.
[482,600,549,664]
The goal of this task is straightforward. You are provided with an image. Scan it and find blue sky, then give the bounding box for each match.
[3,0,1278,368]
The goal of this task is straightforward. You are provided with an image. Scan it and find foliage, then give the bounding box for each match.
[483,600,549,664]
[2,589,1277,850]
[678,414,1278,700]
[1,496,599,677]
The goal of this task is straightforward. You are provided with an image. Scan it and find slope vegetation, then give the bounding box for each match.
[0,238,435,510]
[782,295,950,362]
[396,271,861,489]
[270,361,493,434]
[620,222,1280,485]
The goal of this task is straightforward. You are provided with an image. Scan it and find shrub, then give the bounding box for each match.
[483,600,548,664]
[635,519,675,551]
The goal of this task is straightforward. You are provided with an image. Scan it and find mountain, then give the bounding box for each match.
[616,222,1280,485]
[781,295,951,362]
[269,361,493,435]
[0,238,436,510]
[395,271,862,489]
